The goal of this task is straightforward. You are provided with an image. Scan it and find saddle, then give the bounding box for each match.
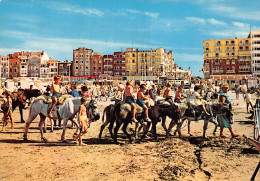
[34,95,73,105]
[120,98,154,119]
[157,100,171,106]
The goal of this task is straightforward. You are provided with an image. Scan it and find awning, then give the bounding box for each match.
[81,80,86,82]
[74,80,78,82]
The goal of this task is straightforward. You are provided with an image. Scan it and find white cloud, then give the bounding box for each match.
[208,18,226,26]
[174,53,203,62]
[125,9,159,18]
[232,21,245,27]
[47,2,104,17]
[186,17,205,24]
[208,5,260,21]
[208,21,251,38]
[60,6,104,17]
[209,30,249,37]
[186,17,226,26]
[0,30,161,58]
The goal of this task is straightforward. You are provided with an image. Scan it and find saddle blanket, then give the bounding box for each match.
[120,98,154,119]
[34,95,73,105]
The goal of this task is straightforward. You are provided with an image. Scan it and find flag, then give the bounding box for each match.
[199,69,203,72]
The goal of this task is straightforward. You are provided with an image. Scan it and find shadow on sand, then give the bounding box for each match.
[236,120,254,125]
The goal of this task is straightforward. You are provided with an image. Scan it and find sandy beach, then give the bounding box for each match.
[0,92,259,181]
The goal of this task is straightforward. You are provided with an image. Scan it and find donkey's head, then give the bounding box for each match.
[87,100,100,122]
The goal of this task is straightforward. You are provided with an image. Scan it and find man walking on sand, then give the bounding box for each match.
[241,82,247,101]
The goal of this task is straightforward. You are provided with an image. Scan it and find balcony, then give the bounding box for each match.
[204,50,210,53]
[212,70,224,74]
[226,70,236,73]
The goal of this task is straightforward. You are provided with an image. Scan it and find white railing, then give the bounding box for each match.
[226,70,235,73]
[212,70,224,73]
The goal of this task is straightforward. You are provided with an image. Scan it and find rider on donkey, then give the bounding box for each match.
[124,80,138,123]
[48,75,62,119]
[163,83,174,105]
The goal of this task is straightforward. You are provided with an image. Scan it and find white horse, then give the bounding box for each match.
[23,98,100,142]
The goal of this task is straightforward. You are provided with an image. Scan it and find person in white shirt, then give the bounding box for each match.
[245,89,254,113]
[241,82,247,101]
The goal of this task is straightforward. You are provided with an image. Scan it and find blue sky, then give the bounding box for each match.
[0,0,260,77]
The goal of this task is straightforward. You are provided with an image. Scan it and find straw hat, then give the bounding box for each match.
[222,83,229,89]
[54,75,62,80]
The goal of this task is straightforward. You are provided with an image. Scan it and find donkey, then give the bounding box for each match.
[23,98,100,143]
[169,103,218,138]
[147,103,181,140]
[99,104,116,140]
[1,89,42,123]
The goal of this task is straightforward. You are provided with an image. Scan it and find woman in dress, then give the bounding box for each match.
[218,83,239,138]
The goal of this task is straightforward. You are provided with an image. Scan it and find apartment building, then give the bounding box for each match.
[9,53,20,78]
[249,31,260,75]
[28,54,41,77]
[20,55,28,77]
[90,53,103,76]
[113,52,126,77]
[203,37,252,83]
[103,55,114,76]
[72,47,93,76]
[40,60,50,78]
[0,56,9,78]
[48,59,59,77]
[58,61,72,76]
[125,48,174,80]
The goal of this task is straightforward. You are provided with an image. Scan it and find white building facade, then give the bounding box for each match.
[0,56,9,78]
[250,31,260,75]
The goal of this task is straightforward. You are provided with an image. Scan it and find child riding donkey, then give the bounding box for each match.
[48,75,63,119]
[124,80,138,123]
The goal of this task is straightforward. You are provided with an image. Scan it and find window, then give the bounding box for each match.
[132,60,136,63]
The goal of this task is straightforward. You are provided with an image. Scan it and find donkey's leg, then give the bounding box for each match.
[99,119,111,139]
[122,122,132,143]
[134,122,139,140]
[152,120,158,140]
[39,114,47,142]
[188,119,193,136]
[144,122,151,137]
[113,120,122,144]
[210,118,218,136]
[50,119,54,132]
[19,106,25,123]
[61,118,69,142]
[70,118,79,139]
[177,121,183,138]
[161,116,168,133]
[23,112,38,141]
[108,120,115,139]
[166,119,177,138]
[203,118,209,138]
